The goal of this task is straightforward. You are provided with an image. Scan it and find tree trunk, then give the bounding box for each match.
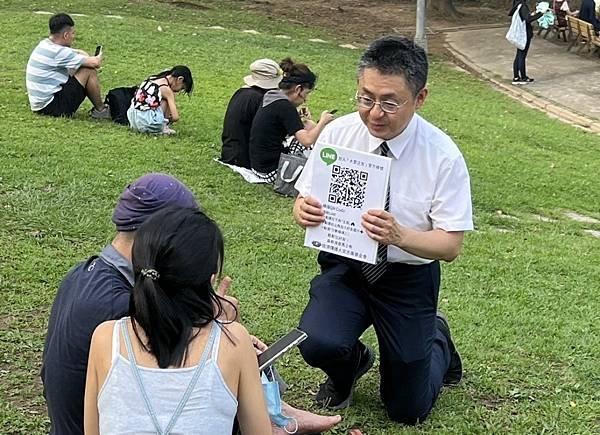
[429,0,464,19]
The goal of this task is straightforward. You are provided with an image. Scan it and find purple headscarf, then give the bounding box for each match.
[111,173,199,231]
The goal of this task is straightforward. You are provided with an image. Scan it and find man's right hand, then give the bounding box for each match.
[82,54,102,69]
[293,195,325,228]
[319,110,335,126]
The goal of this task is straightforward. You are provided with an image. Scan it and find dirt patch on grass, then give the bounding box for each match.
[479,395,504,410]
[171,0,509,55]
[159,0,212,10]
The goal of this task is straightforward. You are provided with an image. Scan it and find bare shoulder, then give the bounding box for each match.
[221,321,251,341]
[90,320,117,350]
[219,321,253,352]
[160,83,174,98]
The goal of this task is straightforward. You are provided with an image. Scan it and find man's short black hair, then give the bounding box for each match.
[358,35,428,97]
[49,13,75,34]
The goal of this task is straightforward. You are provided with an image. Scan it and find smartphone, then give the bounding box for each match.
[94,45,103,56]
[329,109,338,114]
[257,328,308,371]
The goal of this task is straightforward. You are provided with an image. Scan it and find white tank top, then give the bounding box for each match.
[97,318,238,434]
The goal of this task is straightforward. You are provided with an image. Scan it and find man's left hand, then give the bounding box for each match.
[361,209,408,247]
[362,209,465,262]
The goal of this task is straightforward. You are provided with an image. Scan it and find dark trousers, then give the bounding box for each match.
[298,253,451,425]
[513,32,533,79]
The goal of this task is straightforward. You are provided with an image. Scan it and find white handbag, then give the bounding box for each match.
[506,4,527,50]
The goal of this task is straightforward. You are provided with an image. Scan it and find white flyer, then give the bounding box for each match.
[304,144,391,264]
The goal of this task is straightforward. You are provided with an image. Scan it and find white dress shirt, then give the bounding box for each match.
[295,112,473,265]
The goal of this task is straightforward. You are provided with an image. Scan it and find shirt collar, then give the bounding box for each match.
[367,113,419,158]
[99,244,134,286]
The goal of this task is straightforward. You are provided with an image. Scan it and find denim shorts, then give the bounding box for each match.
[127,106,165,134]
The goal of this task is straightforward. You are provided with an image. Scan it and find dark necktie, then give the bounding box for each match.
[361,142,390,284]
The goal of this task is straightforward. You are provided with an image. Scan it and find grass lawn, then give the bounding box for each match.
[0,0,599,433]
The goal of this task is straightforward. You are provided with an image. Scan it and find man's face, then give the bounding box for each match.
[357,68,427,140]
[62,26,75,46]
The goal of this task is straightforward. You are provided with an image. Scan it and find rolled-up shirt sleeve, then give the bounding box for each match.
[430,155,474,232]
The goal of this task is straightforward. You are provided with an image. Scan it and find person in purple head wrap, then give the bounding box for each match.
[111,173,199,231]
[41,173,200,435]
[42,173,341,435]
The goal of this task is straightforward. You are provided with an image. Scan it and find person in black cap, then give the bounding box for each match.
[249,58,336,182]
[42,173,341,435]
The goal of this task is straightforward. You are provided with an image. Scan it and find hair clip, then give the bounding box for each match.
[140,268,160,281]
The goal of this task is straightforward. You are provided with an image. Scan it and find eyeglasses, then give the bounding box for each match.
[355,93,407,114]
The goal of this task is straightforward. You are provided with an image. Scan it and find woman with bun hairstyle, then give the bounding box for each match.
[84,207,271,435]
[249,58,334,182]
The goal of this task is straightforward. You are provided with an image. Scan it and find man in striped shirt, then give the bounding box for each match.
[26,13,110,118]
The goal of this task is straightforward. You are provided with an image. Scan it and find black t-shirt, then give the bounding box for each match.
[42,252,131,435]
[221,86,267,168]
[249,99,304,173]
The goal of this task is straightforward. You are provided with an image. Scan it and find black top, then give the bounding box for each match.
[220,86,267,168]
[580,0,600,31]
[41,245,132,435]
[509,0,543,34]
[249,99,304,173]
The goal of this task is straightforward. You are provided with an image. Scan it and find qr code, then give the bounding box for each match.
[328,165,368,208]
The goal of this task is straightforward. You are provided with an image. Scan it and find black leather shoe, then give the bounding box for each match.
[315,344,375,409]
[437,311,463,386]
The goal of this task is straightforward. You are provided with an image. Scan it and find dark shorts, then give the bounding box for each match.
[36,75,86,117]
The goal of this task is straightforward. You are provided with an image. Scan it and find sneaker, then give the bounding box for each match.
[162,122,176,135]
[521,76,535,84]
[511,77,523,85]
[90,105,111,120]
[437,311,463,386]
[315,344,375,410]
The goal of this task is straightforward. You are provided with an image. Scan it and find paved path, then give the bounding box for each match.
[445,27,600,132]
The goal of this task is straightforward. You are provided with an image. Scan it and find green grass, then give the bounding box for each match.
[1,0,599,433]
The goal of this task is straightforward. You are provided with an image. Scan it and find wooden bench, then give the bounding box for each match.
[566,15,600,54]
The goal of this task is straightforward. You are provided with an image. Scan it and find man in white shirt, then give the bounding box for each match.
[26,13,110,118]
[293,35,473,425]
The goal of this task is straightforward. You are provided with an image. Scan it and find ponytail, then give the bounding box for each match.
[149,65,194,94]
[129,207,231,369]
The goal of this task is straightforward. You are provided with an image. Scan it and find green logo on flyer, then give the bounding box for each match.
[320,148,337,165]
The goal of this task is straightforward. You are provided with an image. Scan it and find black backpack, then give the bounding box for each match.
[104,86,137,125]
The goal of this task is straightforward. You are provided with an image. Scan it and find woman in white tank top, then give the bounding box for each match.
[84,208,272,434]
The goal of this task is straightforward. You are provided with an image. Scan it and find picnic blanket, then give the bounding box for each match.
[214,158,269,184]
